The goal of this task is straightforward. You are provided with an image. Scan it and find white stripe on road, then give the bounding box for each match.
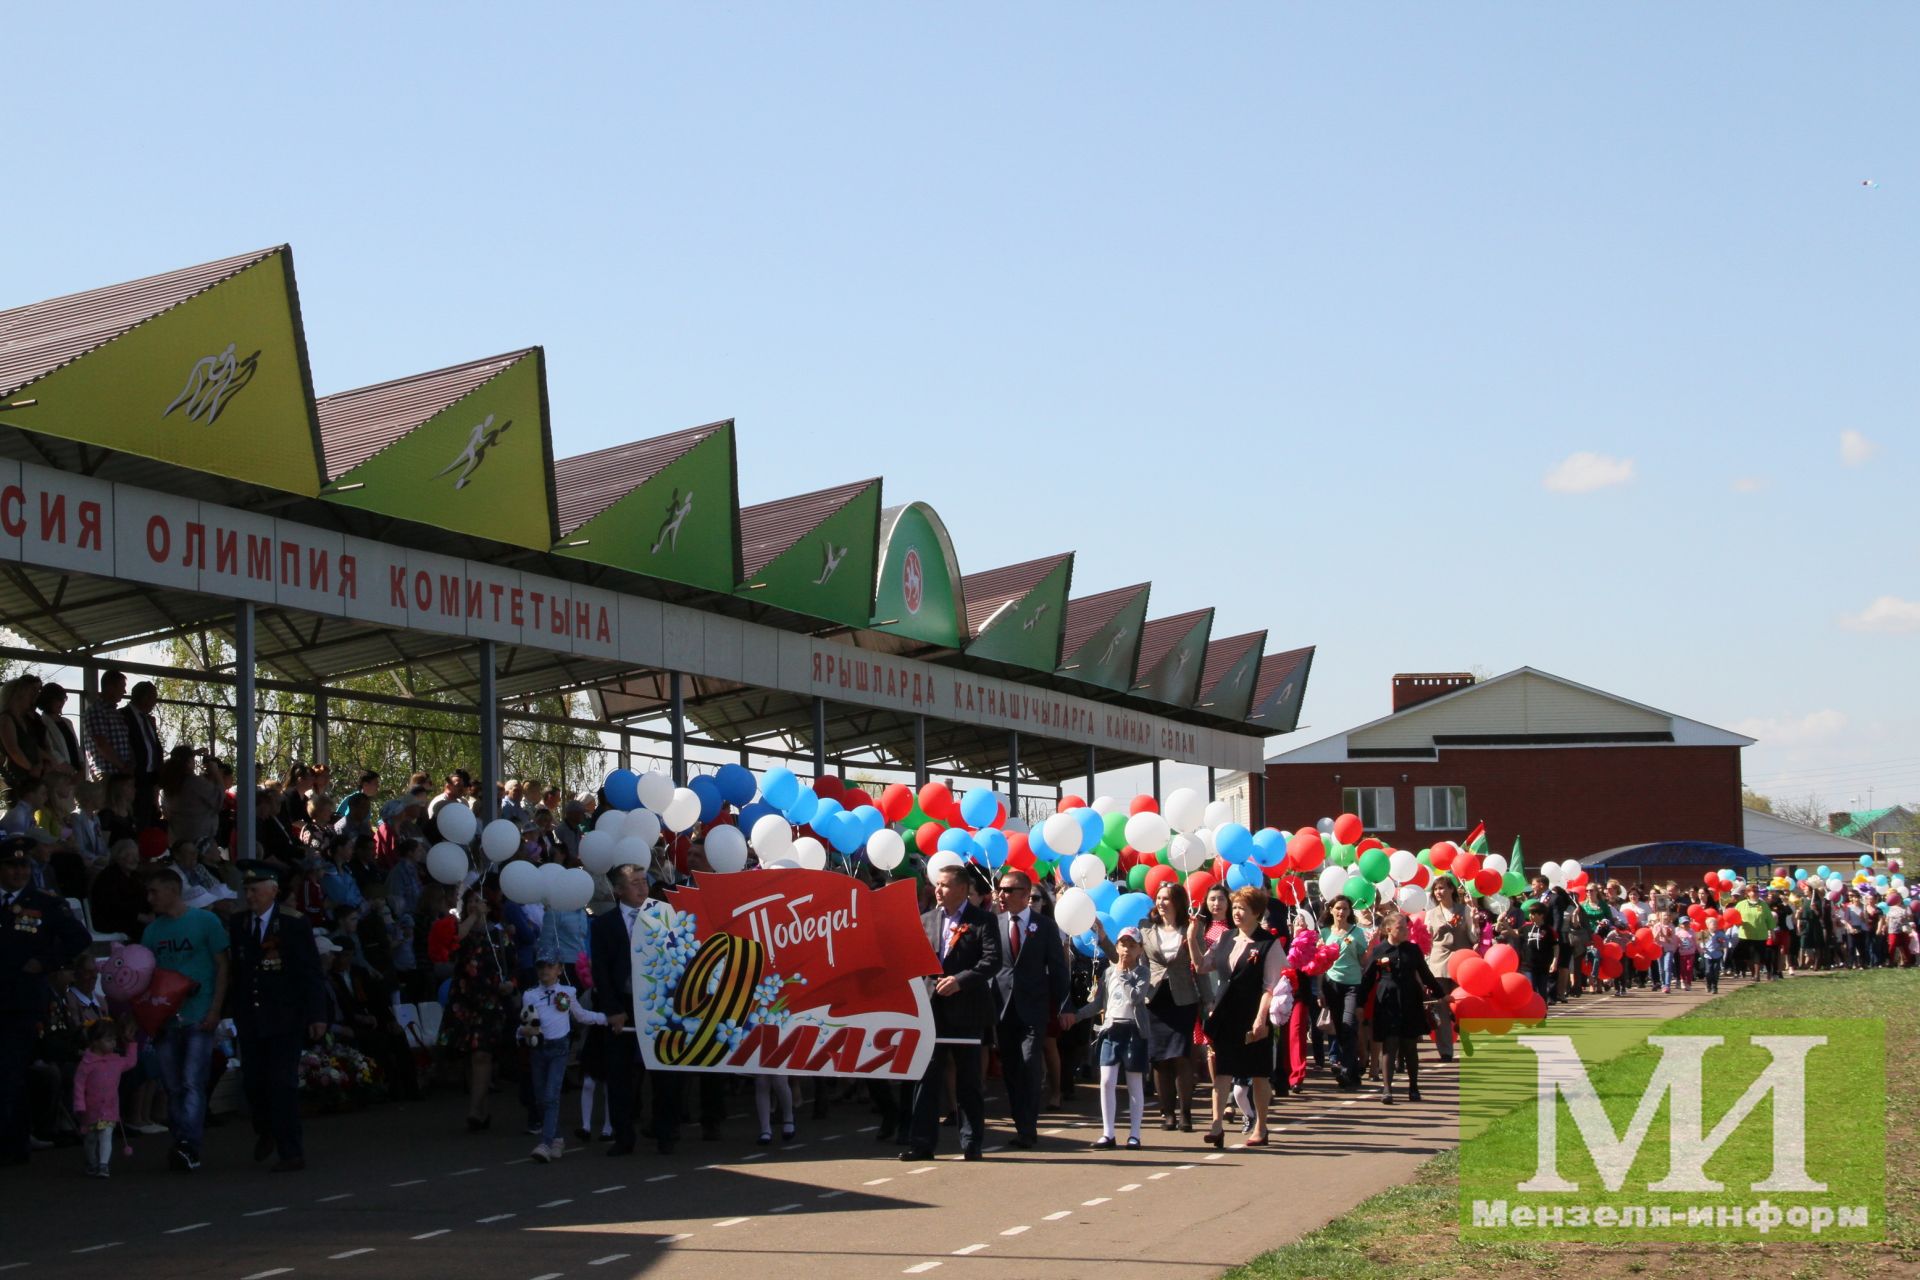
[662,1234,694,1243]
[713,1217,749,1227]
[329,1249,374,1259]
[863,1177,892,1186]
[954,1243,988,1254]
[1000,1225,1029,1236]
[72,1244,120,1255]
[1043,1210,1071,1220]
[390,1180,426,1188]
[646,1173,677,1183]
[476,1214,516,1224]
[411,1230,451,1240]
[1148,1172,1171,1180]
[903,1265,942,1275]
[539,1199,573,1209]
[241,1271,292,1280]
[909,1165,936,1175]
[593,1184,625,1194]
[1081,1197,1109,1206]
[244,1208,286,1218]
[818,1190,846,1199]
[588,1255,630,1267]
[317,1193,353,1203]
[166,1223,210,1234]
[451,1167,485,1176]
[769,1204,801,1214]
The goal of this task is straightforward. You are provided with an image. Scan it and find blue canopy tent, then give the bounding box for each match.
[1583,841,1774,879]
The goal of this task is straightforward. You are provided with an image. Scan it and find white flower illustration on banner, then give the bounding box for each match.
[161,343,260,426]
[434,414,512,490]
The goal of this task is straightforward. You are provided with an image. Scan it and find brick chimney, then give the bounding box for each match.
[1392,672,1475,713]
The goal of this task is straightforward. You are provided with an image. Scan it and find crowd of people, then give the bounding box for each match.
[1,670,1909,1183]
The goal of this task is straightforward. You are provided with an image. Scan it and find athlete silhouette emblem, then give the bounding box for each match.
[651,489,694,554]
[1021,602,1050,632]
[161,343,260,426]
[814,542,849,586]
[434,414,512,490]
[1096,625,1130,666]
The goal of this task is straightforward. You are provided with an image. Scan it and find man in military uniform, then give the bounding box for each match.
[0,834,89,1165]
[227,861,326,1172]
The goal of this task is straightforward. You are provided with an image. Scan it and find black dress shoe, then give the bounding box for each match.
[604,1143,635,1157]
[1009,1135,1036,1150]
[253,1134,274,1162]
[962,1148,983,1161]
[899,1148,934,1161]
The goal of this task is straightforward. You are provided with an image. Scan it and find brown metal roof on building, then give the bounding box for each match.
[961,553,1071,637]
[739,478,877,579]
[0,246,281,397]
[316,350,530,481]
[1198,630,1266,697]
[1252,645,1315,709]
[1134,609,1213,678]
[552,420,728,535]
[1060,583,1149,659]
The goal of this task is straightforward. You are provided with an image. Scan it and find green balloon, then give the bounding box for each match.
[1342,874,1376,907]
[1127,864,1149,892]
[1034,860,1054,881]
[1097,844,1119,873]
[1501,870,1527,897]
[900,800,934,830]
[1102,811,1128,848]
[1358,849,1391,883]
[1416,848,1434,867]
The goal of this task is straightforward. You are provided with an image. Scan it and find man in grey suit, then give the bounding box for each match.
[991,868,1070,1148]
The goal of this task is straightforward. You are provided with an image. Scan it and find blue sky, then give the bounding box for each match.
[8,4,1915,811]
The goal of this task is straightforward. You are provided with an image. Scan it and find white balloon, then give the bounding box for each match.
[1485,894,1511,915]
[1042,813,1083,859]
[1395,884,1430,913]
[481,818,521,863]
[1124,811,1171,855]
[1167,833,1203,873]
[636,770,675,814]
[1541,862,1565,885]
[926,851,964,877]
[760,856,800,870]
[1090,795,1119,816]
[578,829,619,876]
[1194,827,1217,855]
[662,787,702,833]
[426,841,468,886]
[1318,865,1346,899]
[622,809,662,846]
[1054,887,1096,936]
[1162,788,1206,834]
[500,860,543,904]
[705,825,749,873]
[538,861,569,902]
[1316,817,1335,835]
[791,836,828,871]
[1559,859,1583,881]
[1069,853,1107,890]
[1203,800,1234,830]
[1388,850,1420,882]
[1482,853,1508,876]
[436,802,476,846]
[613,836,653,875]
[750,814,794,857]
[867,829,906,871]
[549,867,595,913]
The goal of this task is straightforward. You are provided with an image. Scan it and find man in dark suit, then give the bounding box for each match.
[991,867,1070,1148]
[121,680,164,827]
[906,863,1002,1161]
[227,862,326,1171]
[589,862,657,1154]
[0,836,89,1165]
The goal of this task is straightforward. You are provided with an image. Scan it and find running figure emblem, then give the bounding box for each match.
[1096,625,1130,666]
[815,542,849,586]
[652,489,694,555]
[161,343,260,426]
[1021,601,1050,631]
[434,414,512,490]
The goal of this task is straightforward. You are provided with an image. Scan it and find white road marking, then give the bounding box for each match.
[390,1179,426,1188]
[741,1152,767,1161]
[317,1193,353,1203]
[1043,1210,1072,1221]
[539,1199,573,1209]
[452,1167,485,1175]
[72,1244,120,1255]
[1118,1183,1141,1192]
[244,1207,286,1217]
[982,1144,1005,1153]
[818,1190,847,1199]
[1000,1225,1029,1236]
[166,1222,211,1234]
[1205,1152,1225,1160]
[863,1177,893,1186]
[531,1274,564,1280]
[1148,1172,1171,1180]
[787,1142,808,1150]
[954,1243,988,1254]
[646,1173,677,1183]
[903,1265,942,1275]
[1082,1197,1110,1206]
[909,1165,936,1175]
[505,1158,532,1166]
[662,1233,694,1243]
[588,1255,630,1267]
[411,1229,451,1240]
[1040,1128,1065,1136]
[713,1217,749,1228]
[1339,1101,1356,1108]
[594,1184,626,1194]
[242,1271,292,1280]
[476,1214,516,1224]
[769,1203,801,1214]
[858,1125,880,1133]
[329,1249,374,1259]
[820,1133,844,1142]
[1175,1164,1195,1170]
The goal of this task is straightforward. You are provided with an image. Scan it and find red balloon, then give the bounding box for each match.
[131,968,195,1037]
[1144,865,1178,896]
[1600,941,1623,962]
[814,776,845,801]
[1409,864,1431,888]
[1185,871,1218,903]
[1517,993,1548,1024]
[1286,830,1325,872]
[919,781,952,817]
[1495,971,1534,1013]
[1720,908,1743,928]
[1686,904,1708,925]
[1274,876,1306,905]
[1455,954,1497,999]
[1430,842,1458,870]
[138,827,170,861]
[878,784,915,823]
[1450,991,1496,1023]
[1598,959,1622,980]
[1473,868,1503,897]
[1331,813,1364,845]
[706,810,737,828]
[1058,794,1087,812]
[1129,793,1159,815]
[1633,927,1653,947]
[1623,907,1640,930]
[914,823,946,856]
[1006,832,1035,867]
[1452,852,1481,880]
[1355,836,1384,855]
[1568,873,1589,892]
[1702,870,1719,887]
[1483,942,1519,976]
[991,801,1007,830]
[841,788,872,811]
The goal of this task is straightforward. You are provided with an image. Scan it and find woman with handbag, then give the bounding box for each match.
[1142,883,1202,1131]
[1361,911,1444,1103]
[1319,895,1369,1090]
[1201,886,1285,1147]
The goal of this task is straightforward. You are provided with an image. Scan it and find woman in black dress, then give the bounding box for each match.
[1201,885,1285,1147]
[1360,911,1442,1104]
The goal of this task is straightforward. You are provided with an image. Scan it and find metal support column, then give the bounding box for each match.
[478,640,500,821]
[1008,731,1020,812]
[234,602,257,850]
[1251,770,1266,830]
[1085,745,1096,804]
[1207,767,1216,801]
[312,690,330,768]
[811,697,828,780]
[669,671,687,786]
[1151,760,1161,800]
[619,730,632,771]
[913,714,928,788]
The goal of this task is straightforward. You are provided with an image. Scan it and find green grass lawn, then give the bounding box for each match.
[1225,972,1918,1280]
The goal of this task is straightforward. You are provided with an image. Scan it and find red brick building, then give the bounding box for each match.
[1262,669,1753,882]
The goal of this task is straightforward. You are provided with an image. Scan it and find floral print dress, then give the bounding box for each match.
[439,925,516,1054]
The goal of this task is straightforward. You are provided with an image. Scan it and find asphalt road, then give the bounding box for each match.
[2,980,1722,1280]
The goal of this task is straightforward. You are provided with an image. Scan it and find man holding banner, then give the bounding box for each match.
[905,864,1001,1161]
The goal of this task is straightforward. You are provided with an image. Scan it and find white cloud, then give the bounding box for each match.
[1733,709,1848,747]
[1841,429,1879,466]
[1730,476,1766,493]
[1543,451,1635,494]
[1839,595,1920,633]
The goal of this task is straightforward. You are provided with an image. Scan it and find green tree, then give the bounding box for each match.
[1741,787,1774,813]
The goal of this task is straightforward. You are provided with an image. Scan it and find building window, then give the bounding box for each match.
[1341,787,1395,832]
[1415,786,1467,831]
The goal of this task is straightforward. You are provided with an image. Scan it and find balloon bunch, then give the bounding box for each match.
[1285,929,1338,976]
[421,799,596,912]
[1445,943,1547,1034]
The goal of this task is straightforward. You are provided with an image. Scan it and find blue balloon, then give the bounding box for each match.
[1095,912,1119,941]
[603,769,640,812]
[1793,868,1808,881]
[1216,823,1254,864]
[784,788,819,826]
[978,829,1009,862]
[1072,930,1100,958]
[827,813,866,854]
[1227,860,1263,891]
[738,802,776,833]
[760,767,801,811]
[980,841,1007,871]
[1073,808,1105,855]
[715,763,757,808]
[688,775,723,824]
[1876,874,1890,887]
[1860,855,1875,868]
[1088,880,1119,912]
[937,827,974,855]
[1251,827,1284,860]
[1816,865,1831,878]
[858,806,887,840]
[812,798,845,826]
[959,787,999,829]
[1111,892,1152,929]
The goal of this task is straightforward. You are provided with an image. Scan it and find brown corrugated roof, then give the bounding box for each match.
[552,420,727,535]
[739,478,877,579]
[1059,583,1149,659]
[961,553,1071,636]
[0,246,281,397]
[316,350,530,481]
[1134,609,1213,679]
[1198,630,1266,698]
[1252,646,1315,709]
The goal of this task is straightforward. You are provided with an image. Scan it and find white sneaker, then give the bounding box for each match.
[547,1138,565,1161]
[531,1143,552,1163]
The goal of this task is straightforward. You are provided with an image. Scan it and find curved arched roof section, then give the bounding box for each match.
[870,501,965,650]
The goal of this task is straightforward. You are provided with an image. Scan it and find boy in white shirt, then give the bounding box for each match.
[520,957,608,1162]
